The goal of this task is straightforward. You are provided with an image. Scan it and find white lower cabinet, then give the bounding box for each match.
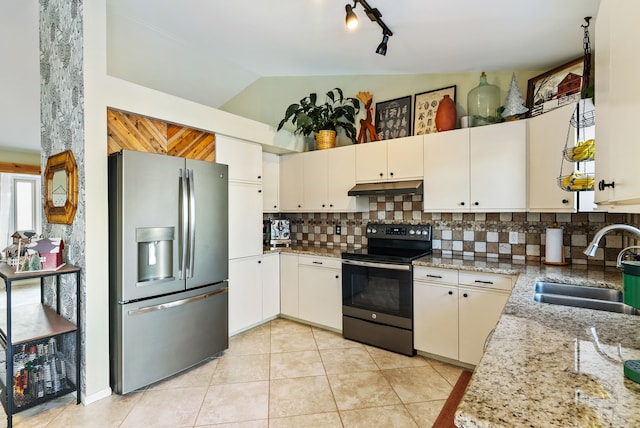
[228,256,263,335]
[297,256,342,331]
[458,286,509,365]
[414,281,459,360]
[280,253,299,318]
[262,253,280,320]
[414,266,513,365]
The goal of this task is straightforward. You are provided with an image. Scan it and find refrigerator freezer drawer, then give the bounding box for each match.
[111,282,229,394]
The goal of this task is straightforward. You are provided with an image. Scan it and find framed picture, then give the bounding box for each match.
[375,95,412,140]
[413,85,456,135]
[526,56,586,117]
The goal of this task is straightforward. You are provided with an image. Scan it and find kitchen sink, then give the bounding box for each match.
[533,281,639,315]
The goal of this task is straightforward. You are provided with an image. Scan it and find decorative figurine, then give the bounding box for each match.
[356,91,380,143]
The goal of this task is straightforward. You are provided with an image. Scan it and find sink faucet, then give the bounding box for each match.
[584,224,640,257]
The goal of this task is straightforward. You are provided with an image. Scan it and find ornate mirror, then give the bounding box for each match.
[44,150,78,224]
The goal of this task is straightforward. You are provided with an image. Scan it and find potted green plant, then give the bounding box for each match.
[277,88,361,149]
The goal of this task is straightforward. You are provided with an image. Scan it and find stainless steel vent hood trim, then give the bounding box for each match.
[348,180,423,196]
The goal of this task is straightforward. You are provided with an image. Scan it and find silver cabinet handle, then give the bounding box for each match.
[128,288,228,316]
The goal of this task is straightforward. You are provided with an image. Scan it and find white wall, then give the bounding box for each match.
[220,71,544,134]
[82,0,111,404]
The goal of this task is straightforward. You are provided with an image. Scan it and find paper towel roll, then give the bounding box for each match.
[545,228,564,264]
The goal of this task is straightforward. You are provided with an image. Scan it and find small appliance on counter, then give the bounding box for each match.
[264,219,291,248]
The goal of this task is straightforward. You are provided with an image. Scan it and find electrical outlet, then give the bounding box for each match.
[509,231,518,244]
[336,226,342,235]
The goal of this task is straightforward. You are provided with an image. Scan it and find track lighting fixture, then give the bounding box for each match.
[375,34,389,56]
[345,4,359,29]
[344,0,393,55]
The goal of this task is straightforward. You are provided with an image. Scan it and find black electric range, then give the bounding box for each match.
[341,223,432,264]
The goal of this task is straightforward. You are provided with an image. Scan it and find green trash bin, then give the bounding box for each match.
[621,261,640,310]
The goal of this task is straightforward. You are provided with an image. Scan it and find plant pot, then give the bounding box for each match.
[315,130,337,150]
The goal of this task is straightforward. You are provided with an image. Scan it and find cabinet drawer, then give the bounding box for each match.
[298,255,342,270]
[458,271,514,291]
[413,266,458,285]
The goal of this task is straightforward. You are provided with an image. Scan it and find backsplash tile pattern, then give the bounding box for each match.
[267,195,640,267]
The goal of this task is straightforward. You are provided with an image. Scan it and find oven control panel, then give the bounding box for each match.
[366,223,431,241]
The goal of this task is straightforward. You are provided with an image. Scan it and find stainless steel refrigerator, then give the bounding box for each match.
[108,150,229,394]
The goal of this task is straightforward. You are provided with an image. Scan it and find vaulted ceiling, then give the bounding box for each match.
[1,0,601,153]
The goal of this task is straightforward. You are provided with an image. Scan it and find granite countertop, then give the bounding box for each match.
[445,259,640,428]
[269,245,640,427]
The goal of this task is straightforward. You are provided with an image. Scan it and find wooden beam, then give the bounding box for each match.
[0,162,41,175]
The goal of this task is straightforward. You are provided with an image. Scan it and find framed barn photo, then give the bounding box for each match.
[375,95,412,140]
[413,85,456,135]
[526,56,586,117]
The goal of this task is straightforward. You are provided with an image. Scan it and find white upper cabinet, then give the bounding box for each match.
[423,128,470,212]
[280,146,366,212]
[528,103,575,212]
[228,181,263,259]
[262,152,280,212]
[327,146,366,211]
[355,136,423,183]
[594,0,640,208]
[279,153,304,211]
[423,121,527,212]
[215,135,262,184]
[469,120,527,212]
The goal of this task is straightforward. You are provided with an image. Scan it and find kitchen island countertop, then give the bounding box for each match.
[415,256,640,428]
[268,246,640,427]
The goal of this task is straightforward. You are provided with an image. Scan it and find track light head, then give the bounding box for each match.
[376,34,389,56]
[345,4,359,30]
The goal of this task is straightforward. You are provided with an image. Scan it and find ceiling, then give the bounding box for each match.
[2,0,601,153]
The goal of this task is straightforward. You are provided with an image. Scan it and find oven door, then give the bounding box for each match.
[342,259,413,329]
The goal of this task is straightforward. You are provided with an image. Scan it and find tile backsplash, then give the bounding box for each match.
[266,194,640,267]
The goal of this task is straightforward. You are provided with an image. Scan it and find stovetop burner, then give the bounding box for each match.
[342,223,432,264]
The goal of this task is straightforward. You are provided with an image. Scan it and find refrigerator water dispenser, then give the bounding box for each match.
[136,227,174,283]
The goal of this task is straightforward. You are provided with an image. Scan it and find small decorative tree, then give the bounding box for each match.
[502,73,529,119]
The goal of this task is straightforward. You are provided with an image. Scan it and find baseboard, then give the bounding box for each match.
[82,387,112,405]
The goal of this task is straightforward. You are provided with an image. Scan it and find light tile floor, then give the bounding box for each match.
[4,318,464,428]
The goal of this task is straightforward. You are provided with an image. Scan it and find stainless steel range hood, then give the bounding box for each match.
[347,180,423,197]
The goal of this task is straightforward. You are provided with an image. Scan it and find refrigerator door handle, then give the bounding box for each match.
[127,287,228,316]
[179,168,189,280]
[188,169,196,278]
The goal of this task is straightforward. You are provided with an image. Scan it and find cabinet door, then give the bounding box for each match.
[302,150,328,211]
[280,253,299,317]
[528,103,576,212]
[215,135,262,184]
[355,141,387,182]
[228,182,263,259]
[595,1,640,206]
[298,264,342,331]
[423,128,470,212]
[470,120,527,211]
[262,152,280,212]
[280,153,304,211]
[458,287,509,365]
[414,281,458,360]
[327,145,364,211]
[228,256,263,335]
[387,135,424,180]
[262,253,280,320]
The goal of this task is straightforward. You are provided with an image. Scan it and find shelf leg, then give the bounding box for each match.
[6,278,13,428]
[76,270,81,405]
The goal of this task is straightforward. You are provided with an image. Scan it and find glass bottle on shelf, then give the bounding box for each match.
[467,72,500,127]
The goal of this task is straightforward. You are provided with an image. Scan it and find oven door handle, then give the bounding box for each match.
[342,259,411,271]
